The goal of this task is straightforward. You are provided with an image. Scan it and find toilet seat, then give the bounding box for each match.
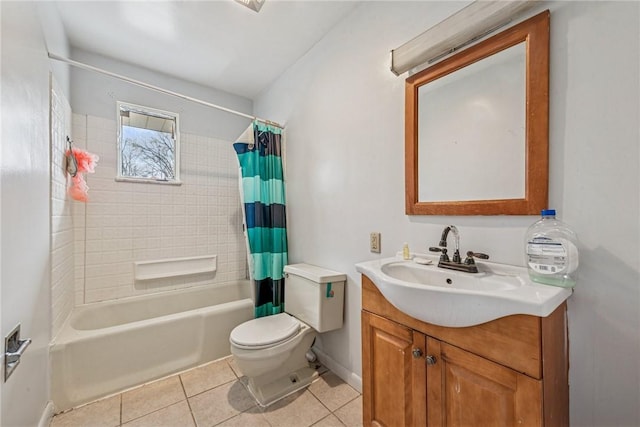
[230,313,300,350]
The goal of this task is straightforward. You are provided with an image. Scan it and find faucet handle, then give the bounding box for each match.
[467,251,489,259]
[429,247,449,262]
[464,251,489,265]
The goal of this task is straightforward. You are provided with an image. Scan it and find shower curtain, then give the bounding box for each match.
[234,121,288,318]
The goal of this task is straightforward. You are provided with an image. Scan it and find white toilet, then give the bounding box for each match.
[230,263,346,407]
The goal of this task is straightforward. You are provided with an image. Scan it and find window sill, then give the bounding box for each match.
[115,177,182,186]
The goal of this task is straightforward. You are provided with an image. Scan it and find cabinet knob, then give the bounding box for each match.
[425,355,437,365]
[412,348,423,358]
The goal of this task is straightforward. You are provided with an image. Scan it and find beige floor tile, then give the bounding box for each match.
[122,400,195,427]
[308,372,360,412]
[334,396,363,427]
[181,358,237,397]
[227,357,243,378]
[50,394,120,427]
[312,414,346,427]
[189,380,255,426]
[121,376,186,423]
[262,390,330,427]
[216,406,270,427]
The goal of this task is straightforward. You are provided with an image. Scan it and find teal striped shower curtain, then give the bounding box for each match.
[234,121,288,318]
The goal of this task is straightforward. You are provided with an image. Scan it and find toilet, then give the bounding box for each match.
[230,263,346,407]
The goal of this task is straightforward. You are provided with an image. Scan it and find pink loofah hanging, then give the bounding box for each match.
[66,147,99,202]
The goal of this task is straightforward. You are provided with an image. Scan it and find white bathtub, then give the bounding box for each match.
[51,281,253,412]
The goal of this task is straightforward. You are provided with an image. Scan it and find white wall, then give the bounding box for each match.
[69,48,253,142]
[65,48,254,306]
[70,113,246,304]
[37,2,71,97]
[50,78,75,338]
[254,2,639,426]
[1,2,69,425]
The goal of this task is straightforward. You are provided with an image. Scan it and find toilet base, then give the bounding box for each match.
[246,364,320,407]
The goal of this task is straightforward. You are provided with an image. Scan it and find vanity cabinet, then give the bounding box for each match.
[361,275,568,427]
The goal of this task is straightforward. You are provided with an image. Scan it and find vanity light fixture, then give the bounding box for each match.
[390,0,539,75]
[234,0,265,13]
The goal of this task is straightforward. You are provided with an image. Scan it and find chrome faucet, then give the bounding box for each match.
[429,225,489,273]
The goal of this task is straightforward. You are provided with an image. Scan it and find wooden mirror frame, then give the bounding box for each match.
[405,10,549,215]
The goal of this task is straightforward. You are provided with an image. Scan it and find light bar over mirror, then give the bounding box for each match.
[391,0,540,76]
[234,0,265,13]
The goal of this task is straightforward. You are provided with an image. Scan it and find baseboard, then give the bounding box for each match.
[312,346,362,393]
[38,401,55,427]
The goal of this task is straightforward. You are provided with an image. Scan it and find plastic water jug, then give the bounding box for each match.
[525,209,579,288]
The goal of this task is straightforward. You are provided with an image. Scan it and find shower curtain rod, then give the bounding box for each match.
[48,52,284,129]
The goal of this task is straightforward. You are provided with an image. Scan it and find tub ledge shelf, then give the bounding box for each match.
[134,255,217,281]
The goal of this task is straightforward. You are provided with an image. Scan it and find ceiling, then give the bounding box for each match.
[54,1,360,100]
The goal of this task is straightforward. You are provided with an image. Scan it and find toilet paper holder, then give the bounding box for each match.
[4,324,31,382]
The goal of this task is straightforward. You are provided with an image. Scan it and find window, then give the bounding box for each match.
[117,102,180,184]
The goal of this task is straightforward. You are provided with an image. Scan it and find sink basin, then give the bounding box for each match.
[356,255,572,327]
[381,262,521,291]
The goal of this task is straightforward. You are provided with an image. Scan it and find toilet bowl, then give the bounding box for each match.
[230,313,315,377]
[230,313,317,406]
[229,263,346,407]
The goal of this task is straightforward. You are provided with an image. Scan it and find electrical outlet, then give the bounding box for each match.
[370,232,381,253]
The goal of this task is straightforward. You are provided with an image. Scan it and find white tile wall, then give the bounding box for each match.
[50,78,75,338]
[72,115,87,305]
[72,114,247,303]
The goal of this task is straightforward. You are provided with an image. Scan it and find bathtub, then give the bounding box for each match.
[51,281,253,412]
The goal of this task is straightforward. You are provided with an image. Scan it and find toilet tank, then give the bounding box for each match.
[283,263,346,333]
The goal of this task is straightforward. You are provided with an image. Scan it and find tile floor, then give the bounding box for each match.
[50,357,362,427]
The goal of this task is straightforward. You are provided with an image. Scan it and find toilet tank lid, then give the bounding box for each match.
[284,263,346,283]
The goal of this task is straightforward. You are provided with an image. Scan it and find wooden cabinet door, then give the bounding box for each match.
[362,312,426,427]
[433,342,543,427]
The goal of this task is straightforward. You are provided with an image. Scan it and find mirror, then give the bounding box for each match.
[405,10,549,215]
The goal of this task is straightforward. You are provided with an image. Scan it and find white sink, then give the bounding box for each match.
[356,255,572,327]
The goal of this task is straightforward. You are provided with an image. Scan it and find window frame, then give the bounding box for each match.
[116,101,181,185]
